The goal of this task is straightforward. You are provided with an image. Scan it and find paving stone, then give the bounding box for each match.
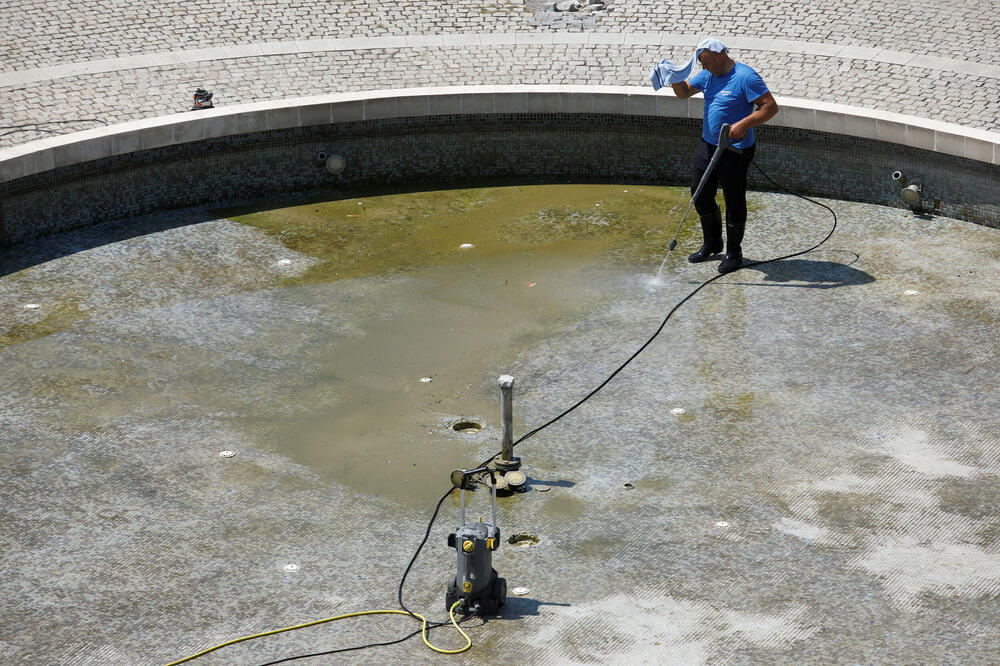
[1,45,997,150]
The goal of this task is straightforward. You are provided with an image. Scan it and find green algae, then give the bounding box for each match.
[539,493,587,518]
[202,184,767,502]
[0,301,90,348]
[815,491,883,529]
[216,185,704,285]
[704,391,755,421]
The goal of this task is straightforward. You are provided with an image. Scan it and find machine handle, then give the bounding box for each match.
[450,467,499,527]
[717,123,744,155]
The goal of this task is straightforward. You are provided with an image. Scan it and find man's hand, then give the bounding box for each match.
[728,120,749,139]
[730,92,779,140]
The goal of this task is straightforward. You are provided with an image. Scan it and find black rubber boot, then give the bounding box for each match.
[718,222,745,274]
[688,209,723,263]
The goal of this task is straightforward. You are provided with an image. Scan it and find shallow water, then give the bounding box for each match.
[0,184,734,503]
[214,185,698,501]
[216,184,697,285]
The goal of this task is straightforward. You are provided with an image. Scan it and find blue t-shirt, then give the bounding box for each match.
[690,62,769,150]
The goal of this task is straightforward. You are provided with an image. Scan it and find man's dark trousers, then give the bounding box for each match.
[691,138,756,229]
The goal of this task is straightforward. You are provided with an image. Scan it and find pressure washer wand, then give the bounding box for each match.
[666,123,741,252]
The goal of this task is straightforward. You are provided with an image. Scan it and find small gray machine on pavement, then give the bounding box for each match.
[666,123,743,253]
[446,467,507,615]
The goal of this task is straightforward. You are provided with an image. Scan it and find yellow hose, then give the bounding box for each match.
[164,600,471,665]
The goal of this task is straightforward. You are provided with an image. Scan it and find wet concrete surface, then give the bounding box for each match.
[1,186,998,664]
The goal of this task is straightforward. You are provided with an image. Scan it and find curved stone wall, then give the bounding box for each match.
[1,87,997,248]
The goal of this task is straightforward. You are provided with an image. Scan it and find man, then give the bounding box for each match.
[654,39,779,273]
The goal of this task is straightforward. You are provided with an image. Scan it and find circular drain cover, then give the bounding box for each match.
[219,450,236,458]
[284,564,299,572]
[512,586,529,596]
[505,470,526,487]
[487,474,508,490]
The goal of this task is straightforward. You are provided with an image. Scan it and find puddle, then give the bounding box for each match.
[0,185,711,505]
[214,185,704,286]
[210,185,700,503]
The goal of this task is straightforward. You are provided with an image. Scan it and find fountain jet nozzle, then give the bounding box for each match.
[493,375,521,472]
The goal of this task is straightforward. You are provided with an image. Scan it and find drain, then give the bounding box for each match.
[452,420,483,434]
[507,533,539,548]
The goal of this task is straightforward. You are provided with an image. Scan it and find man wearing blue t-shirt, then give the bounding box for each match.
[670,42,779,273]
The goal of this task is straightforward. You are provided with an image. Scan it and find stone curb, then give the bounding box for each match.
[1,85,997,183]
[2,33,998,89]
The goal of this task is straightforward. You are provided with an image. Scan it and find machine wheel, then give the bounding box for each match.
[445,575,460,613]
[497,577,507,608]
[478,571,501,616]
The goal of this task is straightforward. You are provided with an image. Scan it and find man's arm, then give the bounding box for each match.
[670,80,699,99]
[728,92,779,139]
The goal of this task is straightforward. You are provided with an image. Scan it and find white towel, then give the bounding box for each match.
[649,38,728,90]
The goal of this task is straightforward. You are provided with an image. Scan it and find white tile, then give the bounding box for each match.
[933,131,965,158]
[428,94,462,115]
[815,110,846,134]
[844,114,876,140]
[592,93,625,114]
[364,97,396,120]
[495,93,526,113]
[655,95,687,118]
[395,96,429,117]
[266,107,300,130]
[526,92,560,113]
[904,125,935,151]
[876,120,907,144]
[559,93,592,113]
[461,93,495,114]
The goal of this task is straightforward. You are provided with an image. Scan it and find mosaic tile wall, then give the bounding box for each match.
[1,115,997,248]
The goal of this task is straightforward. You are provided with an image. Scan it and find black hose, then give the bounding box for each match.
[395,158,838,614]
[265,160,839,663]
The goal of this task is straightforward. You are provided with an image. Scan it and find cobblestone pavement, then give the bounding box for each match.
[1,1,998,149]
[1,0,997,71]
[1,45,999,149]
